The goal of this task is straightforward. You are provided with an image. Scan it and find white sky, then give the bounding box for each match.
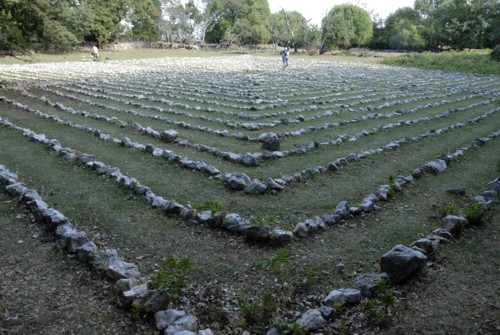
[268,0,416,25]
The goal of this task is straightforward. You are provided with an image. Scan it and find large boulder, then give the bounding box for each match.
[260,132,280,151]
[160,130,179,143]
[226,173,251,191]
[380,244,427,284]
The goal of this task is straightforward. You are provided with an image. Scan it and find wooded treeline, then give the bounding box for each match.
[0,0,498,54]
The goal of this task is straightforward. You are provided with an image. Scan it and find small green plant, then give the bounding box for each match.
[387,175,400,197]
[131,301,143,317]
[150,256,194,298]
[360,279,396,329]
[464,202,484,225]
[253,213,279,226]
[334,301,346,317]
[240,291,277,329]
[192,199,224,213]
[287,321,308,335]
[438,202,459,217]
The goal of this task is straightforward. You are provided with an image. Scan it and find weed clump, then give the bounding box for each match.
[150,256,194,298]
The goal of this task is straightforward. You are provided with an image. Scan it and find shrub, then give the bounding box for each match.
[240,291,277,329]
[464,202,484,225]
[150,256,194,298]
[192,199,224,213]
[491,46,500,62]
[438,202,459,217]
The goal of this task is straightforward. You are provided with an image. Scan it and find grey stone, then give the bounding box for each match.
[334,201,350,218]
[142,290,171,314]
[160,130,179,143]
[293,216,325,237]
[165,315,197,335]
[296,309,326,330]
[245,179,267,195]
[353,273,391,297]
[324,288,362,306]
[119,283,148,306]
[241,153,261,167]
[259,133,280,148]
[266,177,284,191]
[487,178,500,192]
[422,159,447,174]
[75,241,97,263]
[34,207,70,231]
[226,173,251,190]
[105,260,141,281]
[55,223,89,253]
[246,225,273,242]
[196,210,213,223]
[90,249,120,270]
[155,309,187,330]
[444,215,469,237]
[410,238,435,256]
[380,244,427,284]
[223,213,250,233]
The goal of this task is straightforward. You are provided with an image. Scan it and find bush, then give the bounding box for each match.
[150,256,194,298]
[491,46,500,62]
[464,203,484,225]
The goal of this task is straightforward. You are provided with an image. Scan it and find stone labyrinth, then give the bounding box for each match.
[0,55,499,242]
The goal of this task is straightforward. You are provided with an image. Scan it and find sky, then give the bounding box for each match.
[268,0,416,26]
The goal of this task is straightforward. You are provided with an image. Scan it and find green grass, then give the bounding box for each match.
[383,49,500,75]
[1,54,499,332]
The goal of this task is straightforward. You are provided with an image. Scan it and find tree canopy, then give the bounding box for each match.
[321,4,373,52]
[0,0,498,54]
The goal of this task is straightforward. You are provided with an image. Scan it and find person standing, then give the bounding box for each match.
[92,44,100,61]
[281,47,290,69]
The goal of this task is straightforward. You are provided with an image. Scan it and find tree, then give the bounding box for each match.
[374,7,423,51]
[0,0,78,54]
[320,4,373,52]
[128,0,161,42]
[204,0,271,46]
[389,21,426,51]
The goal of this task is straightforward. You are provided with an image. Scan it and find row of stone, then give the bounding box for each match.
[280,177,500,333]
[56,81,481,133]
[38,84,494,172]
[2,94,497,203]
[290,127,500,238]
[20,87,495,176]
[0,115,294,245]
[0,164,213,335]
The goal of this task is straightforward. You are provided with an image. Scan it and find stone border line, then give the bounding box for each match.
[1,111,498,245]
[1,162,498,334]
[2,93,498,198]
[283,179,499,333]
[0,164,213,335]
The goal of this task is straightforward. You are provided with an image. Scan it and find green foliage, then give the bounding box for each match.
[150,256,194,298]
[253,213,278,226]
[438,202,459,217]
[131,301,143,317]
[491,46,500,62]
[387,175,400,197]
[360,278,396,329]
[321,4,373,51]
[240,291,277,329]
[286,321,308,335]
[464,202,484,225]
[383,50,500,75]
[192,199,224,213]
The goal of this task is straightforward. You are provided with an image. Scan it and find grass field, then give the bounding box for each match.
[0,50,499,334]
